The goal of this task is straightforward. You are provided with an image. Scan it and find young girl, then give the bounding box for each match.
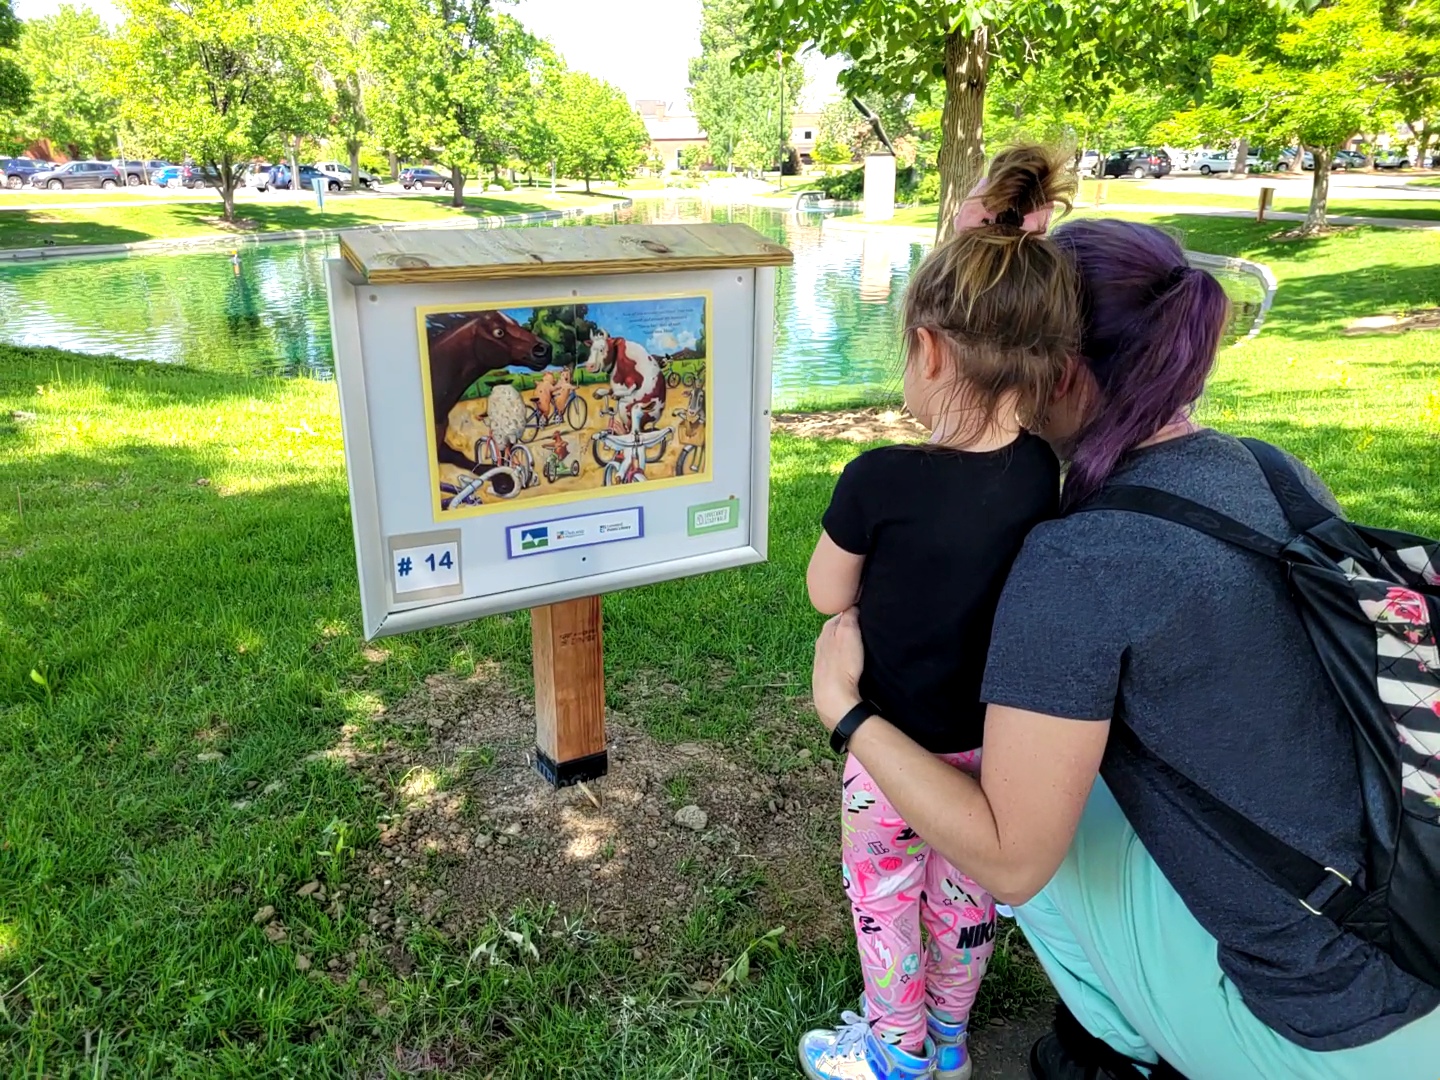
[799,147,1079,1080]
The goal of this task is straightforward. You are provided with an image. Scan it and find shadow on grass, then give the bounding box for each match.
[1200,412,1440,534]
[0,344,321,408]
[0,207,153,248]
[160,193,566,235]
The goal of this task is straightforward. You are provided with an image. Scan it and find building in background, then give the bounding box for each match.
[637,98,830,170]
[636,100,707,170]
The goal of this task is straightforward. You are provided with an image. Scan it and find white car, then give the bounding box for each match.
[1191,150,1237,175]
[1077,150,1100,177]
[315,161,377,189]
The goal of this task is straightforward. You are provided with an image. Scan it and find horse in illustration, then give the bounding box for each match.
[582,330,666,434]
[427,310,552,469]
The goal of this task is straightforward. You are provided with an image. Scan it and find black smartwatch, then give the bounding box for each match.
[830,700,879,756]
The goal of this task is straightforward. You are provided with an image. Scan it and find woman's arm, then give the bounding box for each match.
[813,610,1107,904]
[807,530,865,615]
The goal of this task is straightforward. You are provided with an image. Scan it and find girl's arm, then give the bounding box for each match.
[807,530,865,615]
[812,609,1107,904]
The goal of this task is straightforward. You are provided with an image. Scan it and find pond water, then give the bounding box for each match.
[0,199,926,410]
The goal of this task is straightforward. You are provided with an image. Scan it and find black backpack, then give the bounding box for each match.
[1078,438,1440,988]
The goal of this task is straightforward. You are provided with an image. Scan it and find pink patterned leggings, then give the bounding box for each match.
[842,750,996,1053]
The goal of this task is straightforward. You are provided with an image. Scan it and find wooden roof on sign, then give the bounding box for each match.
[339,222,794,284]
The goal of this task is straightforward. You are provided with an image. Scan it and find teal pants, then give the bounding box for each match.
[1014,780,1440,1079]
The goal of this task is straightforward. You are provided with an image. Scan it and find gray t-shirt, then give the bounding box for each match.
[982,429,1440,1051]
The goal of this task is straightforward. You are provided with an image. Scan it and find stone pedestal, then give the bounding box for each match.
[863,154,896,222]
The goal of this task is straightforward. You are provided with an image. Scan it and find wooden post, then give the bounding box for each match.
[1095,180,1108,207]
[531,596,608,787]
[1257,186,1275,222]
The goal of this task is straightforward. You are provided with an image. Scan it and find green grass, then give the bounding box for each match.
[0,191,618,250]
[2,214,1438,1073]
[0,346,1050,1073]
[886,181,1440,228]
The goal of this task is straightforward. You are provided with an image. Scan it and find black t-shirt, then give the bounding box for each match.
[821,434,1060,753]
[981,430,1440,1051]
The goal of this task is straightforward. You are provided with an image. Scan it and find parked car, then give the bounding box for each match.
[254,163,341,192]
[1244,149,1281,172]
[111,159,172,185]
[1374,151,1411,170]
[1101,148,1171,179]
[315,161,376,189]
[0,156,47,189]
[400,166,451,190]
[1332,150,1367,169]
[1076,149,1101,177]
[178,164,222,188]
[29,160,123,190]
[1278,148,1315,171]
[1190,149,1237,175]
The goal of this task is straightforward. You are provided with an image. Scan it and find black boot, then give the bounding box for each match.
[1028,1002,1188,1080]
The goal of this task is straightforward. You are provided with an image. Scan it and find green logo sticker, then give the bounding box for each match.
[688,498,740,536]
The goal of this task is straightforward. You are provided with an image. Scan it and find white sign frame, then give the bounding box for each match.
[327,259,775,640]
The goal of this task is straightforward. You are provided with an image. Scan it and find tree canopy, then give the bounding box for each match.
[1159,0,1411,233]
[368,0,543,204]
[688,0,800,171]
[116,0,325,220]
[545,70,647,191]
[11,5,119,160]
[741,0,1308,239]
[0,0,29,125]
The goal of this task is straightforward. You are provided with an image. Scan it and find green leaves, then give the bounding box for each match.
[690,0,803,172]
[11,5,120,159]
[115,0,329,216]
[544,70,648,190]
[367,0,547,185]
[0,0,28,118]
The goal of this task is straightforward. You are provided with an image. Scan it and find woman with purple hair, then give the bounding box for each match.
[810,217,1440,1078]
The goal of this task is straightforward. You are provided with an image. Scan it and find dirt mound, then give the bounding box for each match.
[773,407,925,444]
[338,667,847,958]
[1344,308,1440,335]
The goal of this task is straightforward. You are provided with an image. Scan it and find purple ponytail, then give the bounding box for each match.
[1050,219,1231,503]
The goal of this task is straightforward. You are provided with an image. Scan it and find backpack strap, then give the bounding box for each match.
[1107,721,1368,925]
[1074,486,1371,928]
[1078,485,1285,560]
[1240,438,1335,532]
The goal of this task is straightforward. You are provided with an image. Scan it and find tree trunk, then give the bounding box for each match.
[449,164,465,208]
[289,137,301,198]
[1416,123,1433,170]
[935,25,990,244]
[584,173,591,193]
[348,139,362,192]
[388,150,398,181]
[221,177,237,223]
[1301,148,1332,235]
[1232,136,1249,176]
[1287,147,1304,174]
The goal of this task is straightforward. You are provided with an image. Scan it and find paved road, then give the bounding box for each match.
[970,1007,1053,1079]
[1151,168,1440,201]
[1086,202,1440,230]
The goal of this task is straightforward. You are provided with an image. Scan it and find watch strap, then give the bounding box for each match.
[830,700,879,756]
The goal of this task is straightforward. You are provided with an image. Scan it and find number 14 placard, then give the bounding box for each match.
[388,530,463,600]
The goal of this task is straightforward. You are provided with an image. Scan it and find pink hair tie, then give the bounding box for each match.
[953,176,1053,235]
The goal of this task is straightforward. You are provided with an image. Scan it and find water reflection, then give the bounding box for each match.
[0,199,925,408]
